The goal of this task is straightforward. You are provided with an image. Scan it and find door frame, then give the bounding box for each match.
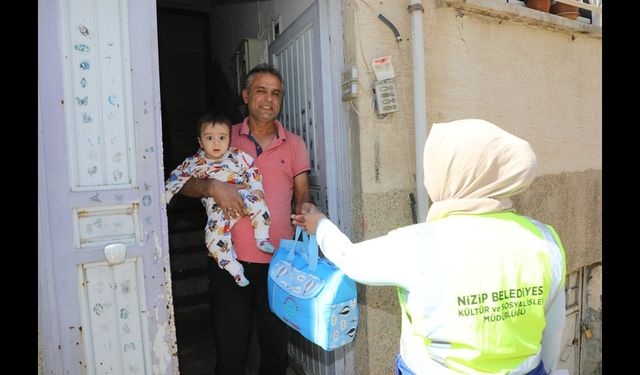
[38,89,64,374]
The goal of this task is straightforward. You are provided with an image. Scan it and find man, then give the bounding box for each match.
[179,63,312,375]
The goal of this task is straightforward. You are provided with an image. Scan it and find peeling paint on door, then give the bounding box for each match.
[151,323,170,374]
[163,254,180,374]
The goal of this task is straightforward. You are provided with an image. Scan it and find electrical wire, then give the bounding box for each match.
[377,14,402,42]
[350,100,362,117]
[358,0,375,12]
[353,1,372,73]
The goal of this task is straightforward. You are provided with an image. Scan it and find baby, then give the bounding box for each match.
[165,112,274,286]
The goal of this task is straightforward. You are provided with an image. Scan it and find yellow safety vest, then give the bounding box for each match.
[398,212,565,374]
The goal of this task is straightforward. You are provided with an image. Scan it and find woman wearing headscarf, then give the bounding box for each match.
[291,119,566,375]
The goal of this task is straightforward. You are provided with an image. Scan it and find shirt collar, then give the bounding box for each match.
[239,117,286,140]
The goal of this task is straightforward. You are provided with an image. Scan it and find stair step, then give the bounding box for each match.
[172,277,208,300]
[173,292,209,308]
[170,244,207,255]
[166,194,208,233]
[171,266,208,280]
[168,215,207,232]
[169,231,205,248]
[169,218,205,233]
[173,303,214,362]
[166,193,205,212]
[170,224,204,233]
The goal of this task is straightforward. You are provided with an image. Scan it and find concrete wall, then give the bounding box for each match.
[341,1,601,373]
[513,170,601,273]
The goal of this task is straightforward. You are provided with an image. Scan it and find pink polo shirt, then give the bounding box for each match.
[230,118,311,263]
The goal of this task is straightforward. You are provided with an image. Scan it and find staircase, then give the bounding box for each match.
[167,194,215,374]
[167,193,301,375]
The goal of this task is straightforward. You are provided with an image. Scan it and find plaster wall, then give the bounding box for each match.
[341,1,601,373]
[342,2,421,372]
[423,1,601,176]
[513,170,601,274]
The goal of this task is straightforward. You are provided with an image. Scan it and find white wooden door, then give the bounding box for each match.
[38,0,177,374]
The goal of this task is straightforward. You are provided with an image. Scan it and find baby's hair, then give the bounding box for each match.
[196,111,232,137]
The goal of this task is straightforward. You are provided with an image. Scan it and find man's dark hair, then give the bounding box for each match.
[244,63,285,93]
[196,111,232,137]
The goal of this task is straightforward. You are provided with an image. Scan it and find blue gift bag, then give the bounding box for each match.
[268,226,358,351]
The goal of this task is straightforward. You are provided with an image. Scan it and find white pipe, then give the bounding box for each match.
[409,0,428,221]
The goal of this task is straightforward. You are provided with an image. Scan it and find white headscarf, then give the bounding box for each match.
[424,119,538,222]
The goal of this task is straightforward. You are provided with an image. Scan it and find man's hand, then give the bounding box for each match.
[211,181,248,220]
[290,202,325,234]
[180,177,248,220]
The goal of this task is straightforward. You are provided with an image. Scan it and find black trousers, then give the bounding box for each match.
[209,258,288,375]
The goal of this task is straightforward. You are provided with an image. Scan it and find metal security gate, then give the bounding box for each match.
[269,1,355,374]
[556,263,602,374]
[270,5,327,212]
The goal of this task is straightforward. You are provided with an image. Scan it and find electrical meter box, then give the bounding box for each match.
[230,38,268,97]
[373,79,399,115]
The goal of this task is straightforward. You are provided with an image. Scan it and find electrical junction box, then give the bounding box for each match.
[341,66,358,101]
[373,79,399,115]
[342,83,358,101]
[230,38,267,97]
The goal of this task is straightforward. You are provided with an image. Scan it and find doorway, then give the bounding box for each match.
[156,1,348,373]
[156,7,241,374]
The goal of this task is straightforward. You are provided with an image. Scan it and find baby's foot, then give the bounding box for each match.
[256,239,274,254]
[234,274,250,287]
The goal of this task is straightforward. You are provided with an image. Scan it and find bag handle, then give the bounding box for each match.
[287,226,305,261]
[288,226,319,271]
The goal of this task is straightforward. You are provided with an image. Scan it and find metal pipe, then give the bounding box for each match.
[408,0,428,221]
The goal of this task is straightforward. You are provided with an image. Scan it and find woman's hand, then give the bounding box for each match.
[291,203,325,234]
